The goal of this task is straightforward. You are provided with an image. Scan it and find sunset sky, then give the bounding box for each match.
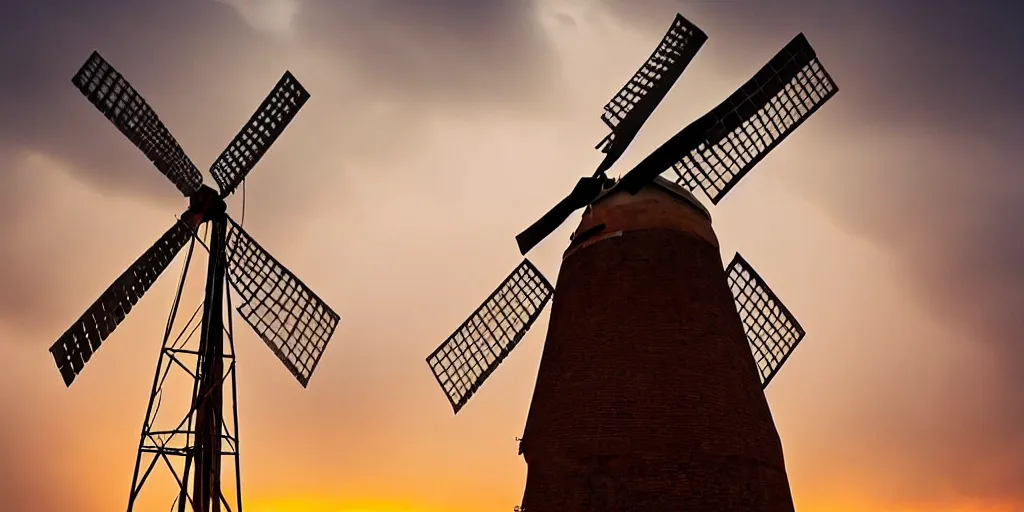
[2,0,1023,511]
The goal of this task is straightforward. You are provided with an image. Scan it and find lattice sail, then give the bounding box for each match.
[224,217,339,387]
[726,253,806,389]
[49,219,196,386]
[427,259,554,414]
[210,72,310,197]
[595,14,707,173]
[669,33,838,204]
[72,51,203,197]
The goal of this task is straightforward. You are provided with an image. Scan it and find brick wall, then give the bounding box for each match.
[518,183,794,512]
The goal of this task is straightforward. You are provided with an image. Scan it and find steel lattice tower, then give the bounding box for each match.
[46,51,341,512]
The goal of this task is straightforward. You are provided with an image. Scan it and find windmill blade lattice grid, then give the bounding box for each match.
[726,254,807,388]
[225,217,339,387]
[597,13,706,154]
[49,219,195,386]
[72,52,203,197]
[427,259,554,413]
[670,34,838,204]
[210,72,310,197]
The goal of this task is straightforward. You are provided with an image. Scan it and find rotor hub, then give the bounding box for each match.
[187,184,227,224]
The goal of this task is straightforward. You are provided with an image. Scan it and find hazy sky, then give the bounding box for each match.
[1,0,1022,511]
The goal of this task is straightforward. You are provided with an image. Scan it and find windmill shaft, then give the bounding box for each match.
[518,179,794,511]
[191,216,228,512]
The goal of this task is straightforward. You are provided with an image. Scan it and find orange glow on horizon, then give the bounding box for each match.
[247,497,429,512]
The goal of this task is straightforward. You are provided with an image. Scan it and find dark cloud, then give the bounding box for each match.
[294,0,558,106]
[0,0,271,331]
[0,0,271,198]
[0,0,558,204]
[604,0,1024,505]
[608,0,1023,140]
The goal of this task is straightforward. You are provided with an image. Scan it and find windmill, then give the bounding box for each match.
[47,51,340,512]
[425,14,837,511]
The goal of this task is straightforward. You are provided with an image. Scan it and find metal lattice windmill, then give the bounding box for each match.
[426,14,837,511]
[48,52,340,512]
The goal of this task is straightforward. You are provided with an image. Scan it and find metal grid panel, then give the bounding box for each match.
[596,13,706,160]
[72,51,203,197]
[210,71,310,197]
[427,259,554,414]
[670,33,838,204]
[224,217,338,387]
[726,254,806,389]
[49,219,195,386]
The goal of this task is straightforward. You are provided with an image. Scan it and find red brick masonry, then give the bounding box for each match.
[519,180,794,512]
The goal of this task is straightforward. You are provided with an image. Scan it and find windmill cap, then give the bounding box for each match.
[564,173,719,260]
[594,175,711,221]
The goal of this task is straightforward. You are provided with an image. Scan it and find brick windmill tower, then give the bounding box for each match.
[425,13,837,512]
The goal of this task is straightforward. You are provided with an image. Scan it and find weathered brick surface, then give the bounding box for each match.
[518,183,794,512]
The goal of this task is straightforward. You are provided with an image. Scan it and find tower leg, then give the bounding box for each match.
[127,216,243,512]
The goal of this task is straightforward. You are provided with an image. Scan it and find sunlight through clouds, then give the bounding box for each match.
[214,0,300,35]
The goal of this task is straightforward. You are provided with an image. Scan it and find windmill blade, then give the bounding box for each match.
[224,216,339,387]
[594,13,707,176]
[515,176,612,256]
[427,259,553,414]
[71,51,203,197]
[726,253,807,389]
[670,33,837,202]
[621,33,838,199]
[49,217,197,386]
[210,72,310,197]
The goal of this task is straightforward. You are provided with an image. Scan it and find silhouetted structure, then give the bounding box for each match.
[48,51,340,512]
[425,13,837,511]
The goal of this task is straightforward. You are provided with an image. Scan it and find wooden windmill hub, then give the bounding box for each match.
[520,178,795,511]
[564,176,717,260]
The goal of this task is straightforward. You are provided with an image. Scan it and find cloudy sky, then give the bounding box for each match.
[1,0,1022,511]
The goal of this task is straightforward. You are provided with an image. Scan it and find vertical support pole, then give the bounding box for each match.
[193,215,227,512]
